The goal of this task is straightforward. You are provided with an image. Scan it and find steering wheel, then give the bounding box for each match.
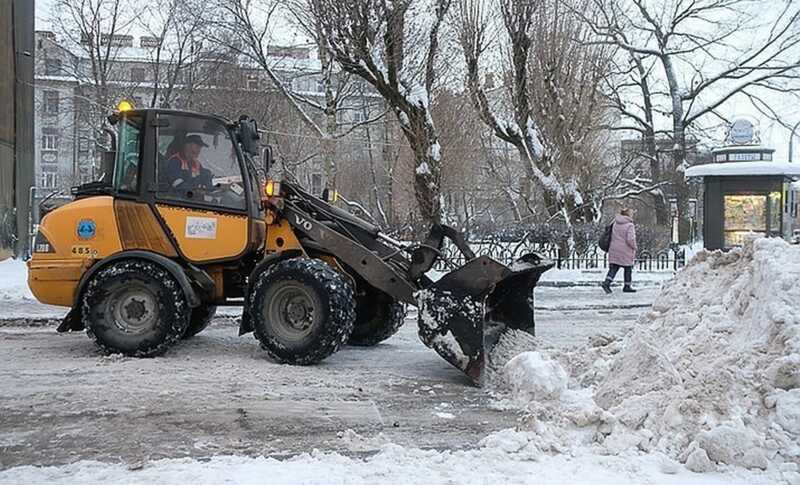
[206,182,246,205]
[205,183,230,197]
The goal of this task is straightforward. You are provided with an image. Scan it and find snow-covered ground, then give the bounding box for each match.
[0,258,33,301]
[1,244,797,484]
[0,441,779,485]
[538,267,675,287]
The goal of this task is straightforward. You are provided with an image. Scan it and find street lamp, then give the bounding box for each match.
[788,119,800,162]
[688,198,698,243]
[669,197,679,245]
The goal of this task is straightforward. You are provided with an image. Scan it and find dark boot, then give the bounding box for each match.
[601,280,612,294]
[623,285,637,293]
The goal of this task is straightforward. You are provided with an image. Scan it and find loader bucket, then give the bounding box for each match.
[417,253,553,385]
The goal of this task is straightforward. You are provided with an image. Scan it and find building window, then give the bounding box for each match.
[131,68,146,82]
[247,76,260,91]
[39,172,60,190]
[43,90,60,115]
[316,79,325,93]
[44,59,62,76]
[311,173,323,196]
[41,133,58,150]
[175,71,187,85]
[78,132,92,153]
[723,192,782,247]
[352,111,366,123]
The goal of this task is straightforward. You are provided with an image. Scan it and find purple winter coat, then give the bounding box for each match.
[608,214,637,267]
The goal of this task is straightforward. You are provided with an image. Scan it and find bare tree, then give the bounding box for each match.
[459,0,624,245]
[602,52,670,224]
[578,0,800,238]
[207,0,385,195]
[52,0,138,106]
[307,0,454,225]
[50,0,141,179]
[138,0,214,108]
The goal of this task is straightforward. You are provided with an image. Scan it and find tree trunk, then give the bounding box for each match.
[662,54,691,243]
[411,148,441,225]
[381,109,395,226]
[319,37,337,192]
[396,104,441,226]
[633,55,668,226]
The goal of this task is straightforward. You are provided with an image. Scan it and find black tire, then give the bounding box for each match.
[349,287,406,346]
[182,305,217,339]
[249,258,356,365]
[82,259,190,357]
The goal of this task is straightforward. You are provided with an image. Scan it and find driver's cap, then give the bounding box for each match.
[184,134,209,147]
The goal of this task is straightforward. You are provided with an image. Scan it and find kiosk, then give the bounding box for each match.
[685,120,800,250]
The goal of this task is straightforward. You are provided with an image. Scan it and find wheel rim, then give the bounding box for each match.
[106,285,158,335]
[265,283,317,342]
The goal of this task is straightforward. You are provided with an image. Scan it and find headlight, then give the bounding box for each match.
[264,180,281,198]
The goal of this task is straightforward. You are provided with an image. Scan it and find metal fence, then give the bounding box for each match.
[434,240,685,272]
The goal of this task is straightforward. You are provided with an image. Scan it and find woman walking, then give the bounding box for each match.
[601,208,637,294]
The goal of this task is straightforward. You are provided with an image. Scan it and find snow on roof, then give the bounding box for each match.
[684,161,800,178]
[47,35,321,72]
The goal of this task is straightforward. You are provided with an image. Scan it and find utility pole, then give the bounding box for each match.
[0,0,35,259]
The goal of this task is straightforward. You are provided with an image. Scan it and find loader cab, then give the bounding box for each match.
[103,108,266,263]
[108,109,261,212]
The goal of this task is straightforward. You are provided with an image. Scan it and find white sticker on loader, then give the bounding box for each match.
[185,217,217,239]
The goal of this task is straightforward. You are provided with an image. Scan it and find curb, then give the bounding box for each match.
[537,281,666,288]
[535,303,652,311]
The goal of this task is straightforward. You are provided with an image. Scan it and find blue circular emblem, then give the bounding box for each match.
[77,219,97,240]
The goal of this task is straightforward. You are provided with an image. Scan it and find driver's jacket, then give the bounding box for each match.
[164,154,213,191]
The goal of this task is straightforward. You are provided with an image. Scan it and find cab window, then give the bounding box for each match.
[113,114,143,193]
[156,113,246,211]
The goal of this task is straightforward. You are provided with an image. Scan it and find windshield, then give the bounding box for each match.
[155,113,247,211]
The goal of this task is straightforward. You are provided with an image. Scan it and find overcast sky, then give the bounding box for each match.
[33,0,800,162]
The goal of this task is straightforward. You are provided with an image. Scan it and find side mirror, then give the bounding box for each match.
[237,116,260,157]
[262,146,273,174]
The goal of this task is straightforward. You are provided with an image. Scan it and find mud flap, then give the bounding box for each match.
[417,253,553,385]
[57,307,83,332]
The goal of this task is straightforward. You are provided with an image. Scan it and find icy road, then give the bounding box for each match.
[0,284,659,469]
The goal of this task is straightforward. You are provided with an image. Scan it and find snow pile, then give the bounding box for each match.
[503,352,567,402]
[497,236,800,477]
[0,258,34,300]
[594,237,800,471]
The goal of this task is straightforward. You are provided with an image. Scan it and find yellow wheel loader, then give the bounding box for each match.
[27,106,552,384]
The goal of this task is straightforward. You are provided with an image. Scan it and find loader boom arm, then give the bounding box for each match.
[282,201,418,304]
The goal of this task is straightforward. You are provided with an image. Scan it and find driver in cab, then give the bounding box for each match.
[164,134,213,194]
